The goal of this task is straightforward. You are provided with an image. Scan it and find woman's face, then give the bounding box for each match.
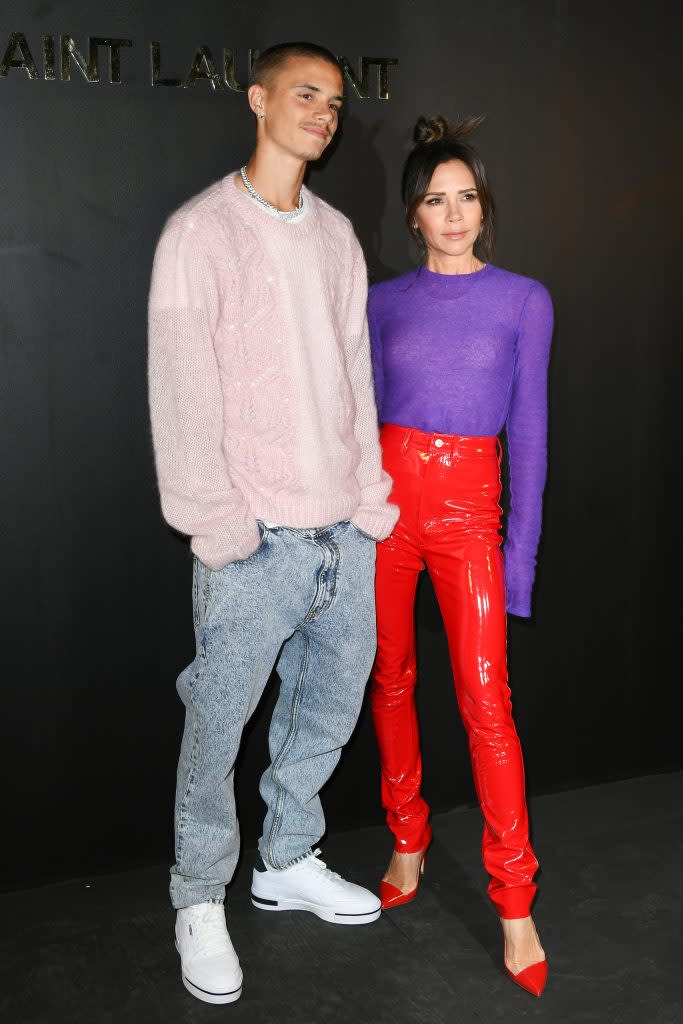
[414,159,483,263]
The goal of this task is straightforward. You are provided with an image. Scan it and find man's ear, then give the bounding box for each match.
[247,83,266,119]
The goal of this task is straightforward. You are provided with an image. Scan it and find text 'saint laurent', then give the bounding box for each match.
[0,34,399,99]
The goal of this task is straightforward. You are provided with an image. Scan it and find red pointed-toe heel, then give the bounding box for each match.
[505,958,548,997]
[379,826,432,909]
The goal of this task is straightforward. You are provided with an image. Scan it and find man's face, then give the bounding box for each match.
[251,56,345,161]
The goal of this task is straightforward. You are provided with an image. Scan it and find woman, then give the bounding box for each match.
[369,116,553,997]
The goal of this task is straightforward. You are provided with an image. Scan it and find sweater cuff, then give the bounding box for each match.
[191,515,261,570]
[351,502,399,542]
[505,585,532,619]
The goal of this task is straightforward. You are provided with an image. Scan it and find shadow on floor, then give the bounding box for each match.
[1,772,682,1024]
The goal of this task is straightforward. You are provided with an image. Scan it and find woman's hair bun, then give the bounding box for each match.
[413,114,485,145]
[414,115,448,144]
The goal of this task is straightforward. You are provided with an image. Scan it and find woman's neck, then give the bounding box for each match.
[425,250,485,275]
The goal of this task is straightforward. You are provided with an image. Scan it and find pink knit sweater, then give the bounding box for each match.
[148,173,398,569]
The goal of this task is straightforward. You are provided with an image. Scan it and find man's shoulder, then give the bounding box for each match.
[159,176,242,250]
[164,179,223,228]
[307,189,357,242]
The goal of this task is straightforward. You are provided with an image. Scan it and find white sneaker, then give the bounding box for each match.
[251,849,381,925]
[175,903,243,1004]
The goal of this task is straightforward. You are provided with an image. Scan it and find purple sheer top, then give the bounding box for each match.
[368,263,554,617]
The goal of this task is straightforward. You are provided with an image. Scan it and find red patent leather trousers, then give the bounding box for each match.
[371,423,538,919]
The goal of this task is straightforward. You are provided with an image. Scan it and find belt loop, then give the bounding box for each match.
[401,429,412,453]
[496,436,503,466]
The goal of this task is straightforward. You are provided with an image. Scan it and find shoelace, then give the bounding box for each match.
[294,848,342,881]
[186,905,231,959]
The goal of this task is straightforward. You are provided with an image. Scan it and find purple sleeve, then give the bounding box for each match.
[367,294,384,422]
[504,282,554,617]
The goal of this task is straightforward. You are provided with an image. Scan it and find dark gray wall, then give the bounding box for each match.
[1,0,680,888]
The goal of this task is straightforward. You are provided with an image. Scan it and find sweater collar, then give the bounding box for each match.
[222,171,318,236]
[411,262,493,295]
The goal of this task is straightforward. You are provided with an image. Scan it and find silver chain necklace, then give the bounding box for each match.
[240,166,304,222]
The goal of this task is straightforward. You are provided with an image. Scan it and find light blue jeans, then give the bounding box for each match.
[170,520,377,909]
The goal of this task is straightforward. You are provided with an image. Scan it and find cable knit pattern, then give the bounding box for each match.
[148,173,397,569]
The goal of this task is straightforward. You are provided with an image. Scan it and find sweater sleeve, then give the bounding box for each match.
[367,290,385,422]
[344,240,398,541]
[148,218,261,569]
[504,281,554,617]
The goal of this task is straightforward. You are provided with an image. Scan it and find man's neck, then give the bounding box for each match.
[239,145,307,213]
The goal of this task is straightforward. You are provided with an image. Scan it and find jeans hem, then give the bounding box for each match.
[257,845,315,871]
[170,890,226,910]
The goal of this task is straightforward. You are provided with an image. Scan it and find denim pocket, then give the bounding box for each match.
[223,521,270,569]
[192,557,199,628]
[348,522,376,543]
[192,556,213,628]
[247,520,270,558]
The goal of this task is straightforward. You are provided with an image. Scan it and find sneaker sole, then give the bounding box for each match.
[250,892,381,925]
[181,974,242,1004]
[175,941,242,1004]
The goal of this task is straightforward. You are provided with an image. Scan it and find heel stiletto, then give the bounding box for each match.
[379,825,432,909]
[505,959,548,997]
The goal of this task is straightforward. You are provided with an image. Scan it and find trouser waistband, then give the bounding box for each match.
[380,422,500,458]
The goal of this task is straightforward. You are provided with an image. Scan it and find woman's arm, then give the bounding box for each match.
[367,291,385,423]
[504,281,554,617]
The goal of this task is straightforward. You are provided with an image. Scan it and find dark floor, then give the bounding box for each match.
[2,773,682,1024]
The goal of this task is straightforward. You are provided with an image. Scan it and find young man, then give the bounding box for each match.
[148,42,397,1005]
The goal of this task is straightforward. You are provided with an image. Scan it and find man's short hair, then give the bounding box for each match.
[250,42,341,88]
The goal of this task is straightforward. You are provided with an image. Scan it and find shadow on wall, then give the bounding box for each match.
[308,113,400,285]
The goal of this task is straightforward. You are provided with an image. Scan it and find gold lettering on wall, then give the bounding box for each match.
[1,32,399,99]
[369,56,399,101]
[0,32,39,79]
[338,57,399,100]
[94,38,133,85]
[59,36,132,84]
[60,35,98,82]
[223,48,259,92]
[185,45,224,90]
[338,56,370,99]
[150,41,181,87]
[43,35,56,81]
